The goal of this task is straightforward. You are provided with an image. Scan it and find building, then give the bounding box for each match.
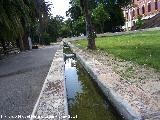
[123,0,160,30]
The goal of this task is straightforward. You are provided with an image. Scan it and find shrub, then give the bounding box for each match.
[136,16,144,29]
[41,32,51,45]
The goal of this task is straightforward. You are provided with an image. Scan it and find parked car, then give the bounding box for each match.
[112,26,124,32]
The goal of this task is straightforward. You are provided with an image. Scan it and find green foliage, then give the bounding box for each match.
[92,3,110,33]
[107,6,125,27]
[47,16,63,42]
[66,5,82,20]
[136,16,144,29]
[59,24,72,38]
[92,4,110,23]
[41,32,50,45]
[116,0,132,7]
[46,15,73,41]
[74,30,160,70]
[72,16,86,36]
[0,0,51,52]
[66,0,130,34]
[0,0,28,41]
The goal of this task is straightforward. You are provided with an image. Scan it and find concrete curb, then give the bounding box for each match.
[66,42,143,120]
[30,43,68,120]
[76,54,142,120]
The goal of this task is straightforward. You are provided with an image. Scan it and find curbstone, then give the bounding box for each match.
[76,51,143,120]
[30,43,68,120]
[66,41,144,120]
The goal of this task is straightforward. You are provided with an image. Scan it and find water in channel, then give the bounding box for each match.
[64,46,123,120]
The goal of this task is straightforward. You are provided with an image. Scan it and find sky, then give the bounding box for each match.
[45,0,70,19]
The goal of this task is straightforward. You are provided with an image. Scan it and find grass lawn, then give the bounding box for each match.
[73,31,160,70]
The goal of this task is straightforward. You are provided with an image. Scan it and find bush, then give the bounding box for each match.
[136,16,144,29]
[41,32,51,45]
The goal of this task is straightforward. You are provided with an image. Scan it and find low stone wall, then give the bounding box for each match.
[97,27,160,37]
[30,43,68,120]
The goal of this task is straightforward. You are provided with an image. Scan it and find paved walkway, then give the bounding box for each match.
[0,45,60,120]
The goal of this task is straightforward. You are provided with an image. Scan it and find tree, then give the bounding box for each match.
[66,0,132,36]
[136,16,144,29]
[66,0,86,36]
[80,0,96,49]
[0,0,50,54]
[72,16,86,36]
[46,15,73,43]
[66,4,82,20]
[47,17,59,42]
[92,3,110,33]
[0,0,27,52]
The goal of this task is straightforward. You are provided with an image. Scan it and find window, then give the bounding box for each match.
[133,21,136,26]
[126,13,128,19]
[137,8,140,15]
[155,0,158,10]
[132,9,135,18]
[148,3,151,12]
[142,5,145,14]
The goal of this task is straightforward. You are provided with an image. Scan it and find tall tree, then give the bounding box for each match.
[0,0,50,54]
[80,0,96,49]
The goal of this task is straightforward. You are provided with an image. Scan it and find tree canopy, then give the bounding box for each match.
[66,0,131,36]
[0,0,50,53]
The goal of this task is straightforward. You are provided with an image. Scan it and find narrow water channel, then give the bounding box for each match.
[64,46,122,120]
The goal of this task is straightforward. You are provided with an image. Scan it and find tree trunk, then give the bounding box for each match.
[100,23,104,33]
[23,32,30,50]
[19,36,25,51]
[0,39,7,54]
[16,39,20,48]
[80,0,96,49]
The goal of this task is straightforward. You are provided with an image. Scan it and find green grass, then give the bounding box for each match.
[73,31,160,70]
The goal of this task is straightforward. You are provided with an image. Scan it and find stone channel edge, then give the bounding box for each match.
[30,42,68,120]
[66,41,143,120]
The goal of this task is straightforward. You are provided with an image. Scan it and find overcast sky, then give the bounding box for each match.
[45,0,70,19]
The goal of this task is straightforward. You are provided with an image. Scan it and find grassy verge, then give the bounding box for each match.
[73,31,160,70]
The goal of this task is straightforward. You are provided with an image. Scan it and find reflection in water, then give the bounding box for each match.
[64,50,122,120]
[65,58,83,104]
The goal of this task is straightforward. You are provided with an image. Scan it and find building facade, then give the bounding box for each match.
[123,0,160,30]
